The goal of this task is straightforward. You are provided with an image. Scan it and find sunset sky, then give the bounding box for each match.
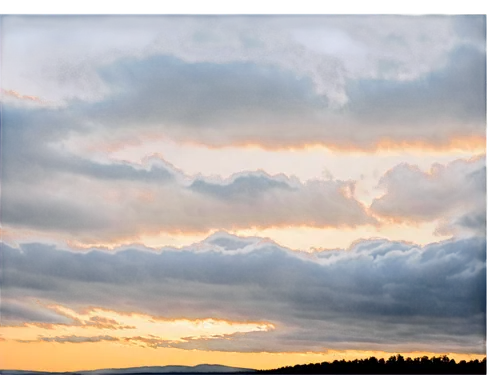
[0,14,487,371]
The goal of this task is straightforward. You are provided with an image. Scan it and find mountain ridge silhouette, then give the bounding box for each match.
[1,356,487,375]
[1,364,256,375]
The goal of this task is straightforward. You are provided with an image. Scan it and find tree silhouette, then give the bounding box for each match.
[257,354,486,374]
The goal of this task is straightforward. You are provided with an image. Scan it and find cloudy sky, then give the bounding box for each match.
[0,15,487,371]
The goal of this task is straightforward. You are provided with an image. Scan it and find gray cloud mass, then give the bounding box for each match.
[1,233,486,353]
[0,104,376,239]
[371,156,486,236]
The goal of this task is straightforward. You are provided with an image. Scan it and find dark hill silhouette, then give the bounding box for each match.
[1,357,487,375]
[258,354,486,374]
[0,365,255,375]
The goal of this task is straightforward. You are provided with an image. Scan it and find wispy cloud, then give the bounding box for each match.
[0,299,73,324]
[0,296,135,330]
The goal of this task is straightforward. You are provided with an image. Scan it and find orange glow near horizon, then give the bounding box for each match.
[0,339,486,372]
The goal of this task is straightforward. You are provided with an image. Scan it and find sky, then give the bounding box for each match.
[0,14,488,371]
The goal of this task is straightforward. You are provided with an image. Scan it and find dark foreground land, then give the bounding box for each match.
[258,355,486,374]
[0,356,487,375]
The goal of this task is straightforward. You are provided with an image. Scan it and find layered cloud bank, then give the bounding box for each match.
[2,15,486,149]
[0,14,486,371]
[1,88,486,237]
[1,141,485,244]
[2,233,486,354]
[1,17,487,241]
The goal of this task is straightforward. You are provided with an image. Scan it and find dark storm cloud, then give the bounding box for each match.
[0,299,78,325]
[1,234,486,353]
[371,156,486,235]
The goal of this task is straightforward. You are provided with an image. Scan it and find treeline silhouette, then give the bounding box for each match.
[258,354,486,374]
